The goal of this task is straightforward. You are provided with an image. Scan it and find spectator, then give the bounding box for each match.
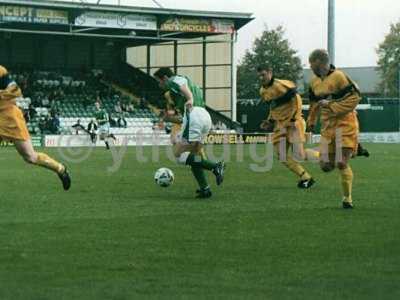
[49,113,60,134]
[87,119,98,133]
[86,119,98,144]
[117,112,127,128]
[121,102,127,112]
[54,87,65,102]
[28,104,37,120]
[126,101,135,112]
[41,95,50,108]
[114,101,123,114]
[23,109,30,123]
[39,116,48,134]
[72,119,86,135]
[216,121,227,131]
[109,114,118,127]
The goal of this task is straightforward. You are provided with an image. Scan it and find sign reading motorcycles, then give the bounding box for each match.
[0,5,68,24]
[161,18,235,33]
[75,12,157,30]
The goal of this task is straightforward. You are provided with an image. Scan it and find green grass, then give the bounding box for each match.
[0,144,399,299]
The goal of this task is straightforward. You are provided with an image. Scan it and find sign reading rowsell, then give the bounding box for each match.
[160,18,235,33]
[0,5,68,24]
[75,11,157,30]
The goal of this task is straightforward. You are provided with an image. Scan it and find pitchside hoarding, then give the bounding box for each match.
[0,5,68,24]
[44,133,273,147]
[43,132,400,147]
[44,134,171,147]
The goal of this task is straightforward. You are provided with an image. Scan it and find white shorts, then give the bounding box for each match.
[98,123,110,135]
[180,107,212,143]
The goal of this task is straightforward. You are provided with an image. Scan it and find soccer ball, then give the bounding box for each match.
[154,167,174,187]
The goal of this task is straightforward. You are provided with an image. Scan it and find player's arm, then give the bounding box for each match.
[179,84,194,112]
[260,109,274,131]
[320,72,360,116]
[160,91,183,124]
[324,95,359,116]
[162,91,182,124]
[259,87,275,130]
[306,87,320,132]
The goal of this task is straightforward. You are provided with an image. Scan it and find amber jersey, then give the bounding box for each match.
[259,78,303,128]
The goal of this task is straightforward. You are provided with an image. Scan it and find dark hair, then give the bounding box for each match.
[256,65,272,72]
[309,49,330,64]
[154,67,174,79]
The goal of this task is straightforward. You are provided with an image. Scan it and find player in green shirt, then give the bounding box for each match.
[154,67,225,199]
[94,101,116,149]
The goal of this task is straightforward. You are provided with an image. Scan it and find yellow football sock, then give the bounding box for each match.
[340,166,353,203]
[305,148,320,161]
[284,156,312,180]
[35,152,65,174]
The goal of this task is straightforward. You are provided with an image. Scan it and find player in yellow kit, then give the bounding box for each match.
[257,65,317,189]
[307,49,360,208]
[0,65,71,190]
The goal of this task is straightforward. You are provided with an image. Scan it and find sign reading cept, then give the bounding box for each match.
[0,5,68,24]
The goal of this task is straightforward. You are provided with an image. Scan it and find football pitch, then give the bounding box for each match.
[0,143,399,299]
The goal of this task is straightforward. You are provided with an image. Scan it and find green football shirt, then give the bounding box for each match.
[165,75,205,114]
[94,109,109,125]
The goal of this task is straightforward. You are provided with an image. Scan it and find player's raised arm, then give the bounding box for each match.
[306,87,321,132]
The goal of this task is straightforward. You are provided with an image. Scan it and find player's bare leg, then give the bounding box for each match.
[13,139,71,190]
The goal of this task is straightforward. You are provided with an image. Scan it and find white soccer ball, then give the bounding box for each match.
[154,167,174,187]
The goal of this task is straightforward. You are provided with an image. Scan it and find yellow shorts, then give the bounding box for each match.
[0,105,30,141]
[272,119,306,145]
[320,112,359,154]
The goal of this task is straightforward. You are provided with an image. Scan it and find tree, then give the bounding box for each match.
[377,22,400,97]
[237,25,302,99]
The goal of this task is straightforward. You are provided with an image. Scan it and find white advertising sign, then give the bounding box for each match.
[75,12,157,30]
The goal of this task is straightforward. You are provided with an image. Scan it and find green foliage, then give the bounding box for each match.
[377,22,400,96]
[237,25,303,99]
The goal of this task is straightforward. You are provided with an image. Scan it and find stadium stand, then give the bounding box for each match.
[10,68,161,136]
